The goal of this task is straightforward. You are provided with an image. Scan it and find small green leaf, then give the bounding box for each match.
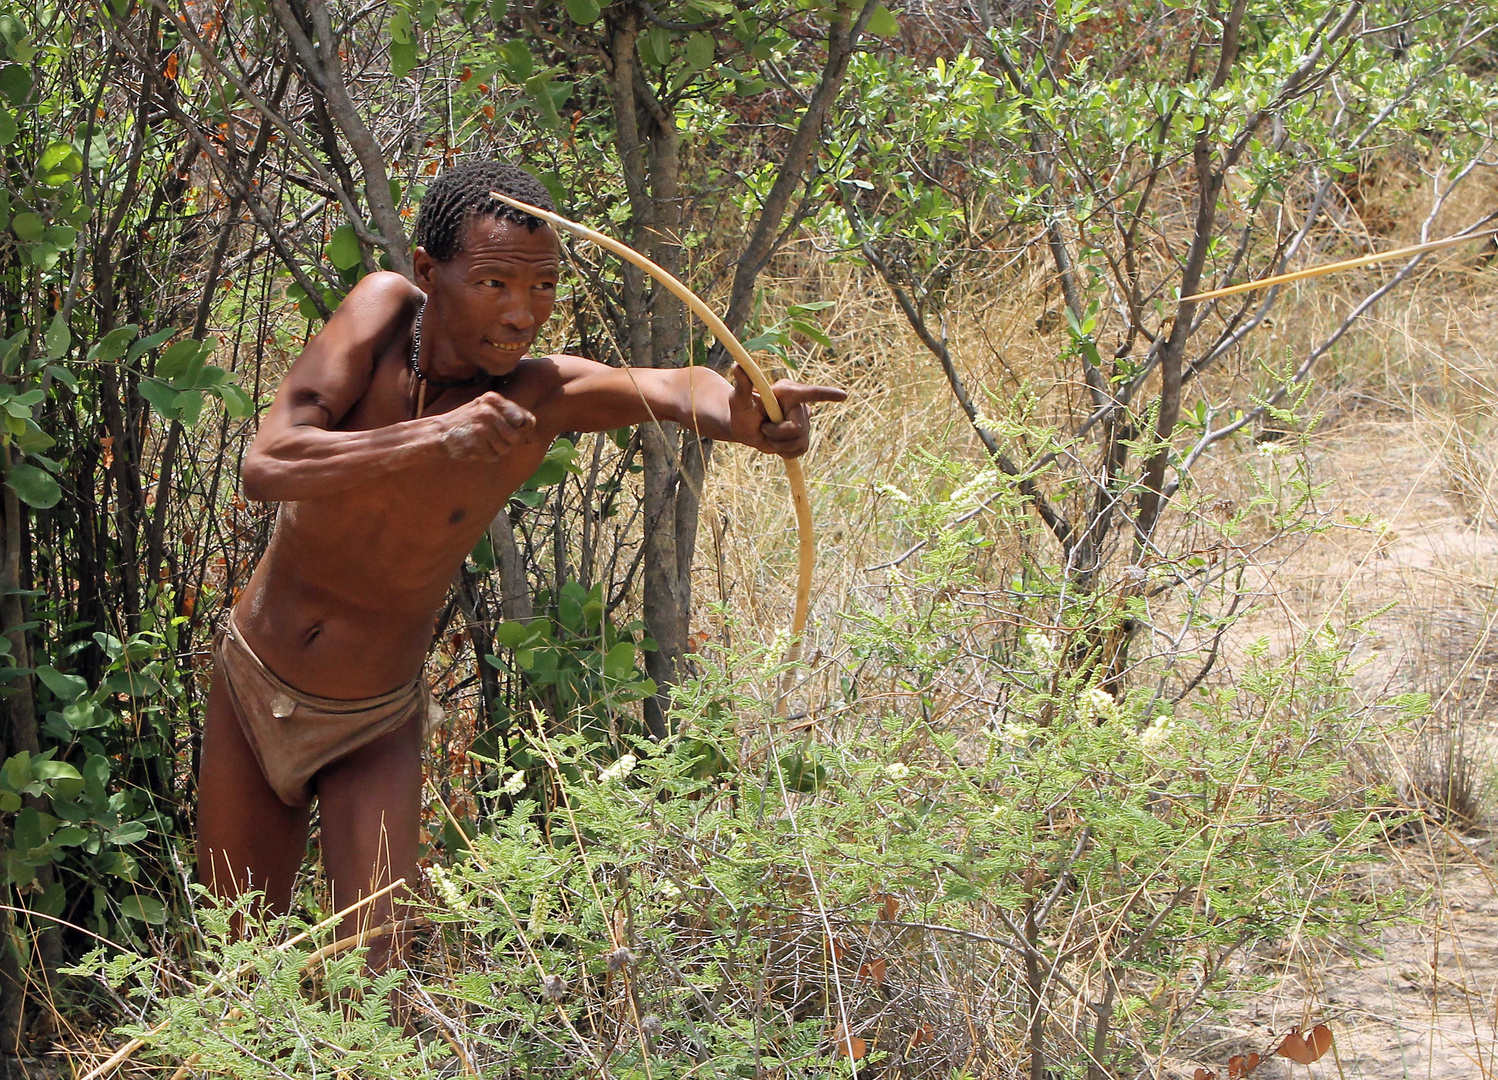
[10,211,43,242]
[154,339,201,380]
[35,665,86,702]
[6,463,60,509]
[686,32,715,69]
[327,223,363,270]
[390,7,413,42]
[215,382,253,418]
[136,378,180,418]
[36,142,82,186]
[0,64,29,106]
[487,0,507,19]
[0,109,15,146]
[87,324,139,363]
[42,225,76,249]
[33,760,81,785]
[44,365,77,393]
[108,820,149,846]
[177,389,205,426]
[127,327,175,362]
[29,242,58,273]
[12,807,56,853]
[865,3,899,37]
[391,38,417,79]
[51,826,87,848]
[603,641,637,681]
[16,420,54,453]
[499,39,533,82]
[2,752,31,791]
[562,0,599,23]
[494,621,529,649]
[62,700,102,731]
[118,894,165,925]
[525,75,562,128]
[640,25,671,67]
[43,313,69,360]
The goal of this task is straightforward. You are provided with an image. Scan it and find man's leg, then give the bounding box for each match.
[314,711,424,972]
[197,666,312,917]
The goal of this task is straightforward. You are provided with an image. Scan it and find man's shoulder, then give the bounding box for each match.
[502,353,611,417]
[345,271,424,313]
[319,273,424,362]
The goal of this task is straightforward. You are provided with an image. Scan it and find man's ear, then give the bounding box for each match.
[412,245,437,292]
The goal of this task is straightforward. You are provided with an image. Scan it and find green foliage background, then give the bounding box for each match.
[0,0,1488,1074]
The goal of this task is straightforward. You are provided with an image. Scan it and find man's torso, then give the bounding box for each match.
[235,306,557,699]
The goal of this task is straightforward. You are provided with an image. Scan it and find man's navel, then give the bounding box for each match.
[448,507,467,525]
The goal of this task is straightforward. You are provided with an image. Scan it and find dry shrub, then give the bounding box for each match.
[1397,709,1489,833]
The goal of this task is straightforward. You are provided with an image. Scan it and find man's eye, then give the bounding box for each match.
[482,279,504,288]
[536,281,557,291]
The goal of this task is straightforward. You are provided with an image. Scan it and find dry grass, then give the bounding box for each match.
[684,167,1498,1077]
[51,163,1498,1080]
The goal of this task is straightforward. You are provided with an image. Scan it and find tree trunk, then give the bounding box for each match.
[0,455,57,1053]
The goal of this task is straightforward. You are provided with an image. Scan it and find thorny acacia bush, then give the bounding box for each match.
[69,449,1413,1080]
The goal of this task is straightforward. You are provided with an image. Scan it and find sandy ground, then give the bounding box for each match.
[1173,418,1498,1079]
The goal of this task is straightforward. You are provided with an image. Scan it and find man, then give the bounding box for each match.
[196,161,844,963]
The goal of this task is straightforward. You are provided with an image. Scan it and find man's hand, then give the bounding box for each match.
[434,390,537,459]
[728,367,847,458]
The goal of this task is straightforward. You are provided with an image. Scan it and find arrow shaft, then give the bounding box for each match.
[1183,228,1496,303]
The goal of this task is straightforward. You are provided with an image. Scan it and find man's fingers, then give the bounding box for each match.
[481,391,536,429]
[734,369,847,411]
[768,380,848,407]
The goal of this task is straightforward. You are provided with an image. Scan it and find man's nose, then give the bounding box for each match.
[498,295,535,330]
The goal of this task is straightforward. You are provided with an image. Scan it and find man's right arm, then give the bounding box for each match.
[243,272,547,502]
[241,273,434,502]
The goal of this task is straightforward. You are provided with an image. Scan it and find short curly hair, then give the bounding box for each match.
[413,161,556,262]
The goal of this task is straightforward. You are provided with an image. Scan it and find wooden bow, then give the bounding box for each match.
[489,192,815,654]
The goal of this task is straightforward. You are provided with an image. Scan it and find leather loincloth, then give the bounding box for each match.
[213,614,442,807]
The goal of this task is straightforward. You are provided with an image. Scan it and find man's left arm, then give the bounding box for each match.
[532,354,846,458]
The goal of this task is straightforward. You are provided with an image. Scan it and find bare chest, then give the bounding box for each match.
[282,344,553,580]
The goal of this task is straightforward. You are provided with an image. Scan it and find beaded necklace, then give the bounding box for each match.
[409,301,489,418]
[410,302,427,418]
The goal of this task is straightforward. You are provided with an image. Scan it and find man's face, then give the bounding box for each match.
[414,214,561,375]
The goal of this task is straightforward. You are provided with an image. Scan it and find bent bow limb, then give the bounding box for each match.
[488,192,816,652]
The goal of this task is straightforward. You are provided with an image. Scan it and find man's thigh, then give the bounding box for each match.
[197,666,311,914]
[313,712,424,945]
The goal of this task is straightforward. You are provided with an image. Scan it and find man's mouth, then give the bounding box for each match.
[485,339,529,354]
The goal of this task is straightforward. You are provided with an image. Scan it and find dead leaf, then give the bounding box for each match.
[1193,1069,1216,1080]
[825,936,846,960]
[908,1023,932,1048]
[1276,1023,1333,1065]
[101,436,114,470]
[877,893,900,920]
[857,958,887,984]
[831,1025,866,1060]
[1228,1051,1261,1078]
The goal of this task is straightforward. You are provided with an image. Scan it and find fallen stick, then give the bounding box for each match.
[296,915,431,971]
[77,877,410,1080]
[1182,228,1498,303]
[162,916,433,1080]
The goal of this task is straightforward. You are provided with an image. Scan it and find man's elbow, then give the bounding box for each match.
[240,449,278,503]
